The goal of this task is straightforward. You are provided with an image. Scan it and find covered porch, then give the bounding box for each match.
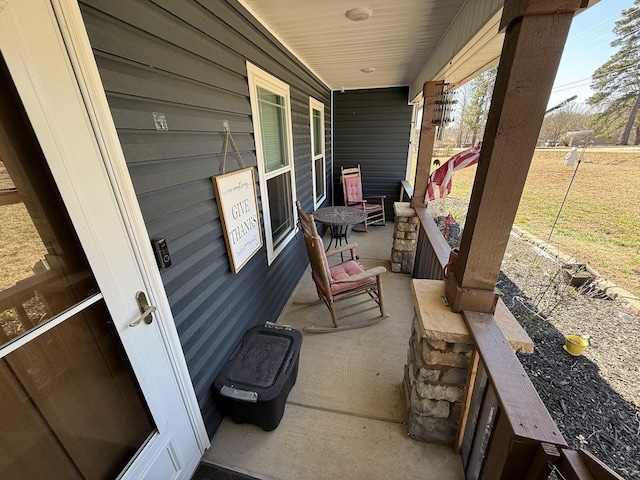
[205,223,464,479]
[203,222,464,480]
[201,0,617,477]
[204,207,621,480]
[0,0,623,479]
[199,207,555,480]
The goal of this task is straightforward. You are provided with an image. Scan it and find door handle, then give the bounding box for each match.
[129,291,157,327]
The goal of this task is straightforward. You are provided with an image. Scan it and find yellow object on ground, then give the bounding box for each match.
[564,335,589,356]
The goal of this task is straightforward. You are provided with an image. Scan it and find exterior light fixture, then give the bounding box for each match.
[360,67,376,73]
[345,7,372,21]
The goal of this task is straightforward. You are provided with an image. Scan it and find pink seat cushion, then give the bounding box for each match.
[344,176,363,203]
[329,260,376,295]
[349,202,382,211]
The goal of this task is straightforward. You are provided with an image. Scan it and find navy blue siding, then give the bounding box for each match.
[333,87,412,218]
[80,0,331,436]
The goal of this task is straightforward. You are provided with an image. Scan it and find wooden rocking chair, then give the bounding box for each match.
[294,201,388,333]
[341,165,386,231]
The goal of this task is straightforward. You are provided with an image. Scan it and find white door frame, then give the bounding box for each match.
[0,0,209,465]
[49,0,209,452]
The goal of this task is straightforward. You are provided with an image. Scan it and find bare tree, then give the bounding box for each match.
[453,83,472,147]
[539,103,591,143]
[461,68,497,145]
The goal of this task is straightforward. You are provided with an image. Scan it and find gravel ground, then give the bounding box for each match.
[434,210,640,479]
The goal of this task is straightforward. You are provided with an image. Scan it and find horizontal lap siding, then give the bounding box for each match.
[333,87,413,219]
[80,0,331,436]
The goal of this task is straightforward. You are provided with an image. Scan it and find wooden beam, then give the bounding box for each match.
[463,310,566,446]
[0,188,23,205]
[460,361,489,470]
[560,450,596,480]
[455,349,480,453]
[559,448,628,480]
[411,81,439,208]
[500,0,589,31]
[445,273,499,313]
[523,443,561,480]
[415,207,450,267]
[478,412,514,480]
[574,449,624,480]
[449,3,578,306]
[466,382,498,480]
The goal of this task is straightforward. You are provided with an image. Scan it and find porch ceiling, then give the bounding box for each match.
[240,0,468,91]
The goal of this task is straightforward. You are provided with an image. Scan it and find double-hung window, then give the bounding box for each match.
[247,63,297,264]
[309,97,326,208]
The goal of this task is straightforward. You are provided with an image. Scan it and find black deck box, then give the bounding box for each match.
[214,323,302,431]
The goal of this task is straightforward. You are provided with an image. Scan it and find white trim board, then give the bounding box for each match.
[50,0,210,451]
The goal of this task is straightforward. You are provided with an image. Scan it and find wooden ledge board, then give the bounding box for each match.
[464,310,566,445]
[411,279,533,354]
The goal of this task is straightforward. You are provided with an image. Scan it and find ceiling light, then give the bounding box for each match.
[361,67,376,73]
[345,7,372,21]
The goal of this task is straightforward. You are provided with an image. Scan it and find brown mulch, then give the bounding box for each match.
[434,209,640,479]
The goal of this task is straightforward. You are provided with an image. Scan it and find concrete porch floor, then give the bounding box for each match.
[203,223,464,480]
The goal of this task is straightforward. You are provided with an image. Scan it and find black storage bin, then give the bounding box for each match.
[214,323,302,431]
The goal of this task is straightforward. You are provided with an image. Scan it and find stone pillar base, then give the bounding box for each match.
[405,279,534,446]
[404,318,471,445]
[391,202,419,273]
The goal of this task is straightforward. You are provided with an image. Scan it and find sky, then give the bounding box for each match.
[547,0,637,109]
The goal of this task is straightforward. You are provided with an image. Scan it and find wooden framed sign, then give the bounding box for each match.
[212,167,262,273]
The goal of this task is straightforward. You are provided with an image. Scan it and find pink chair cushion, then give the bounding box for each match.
[329,260,376,295]
[347,201,382,211]
[344,176,363,203]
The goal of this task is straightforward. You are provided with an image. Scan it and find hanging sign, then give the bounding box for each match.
[212,167,262,273]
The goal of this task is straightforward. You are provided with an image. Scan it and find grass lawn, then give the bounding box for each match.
[0,203,48,291]
[440,147,640,297]
[4,147,639,300]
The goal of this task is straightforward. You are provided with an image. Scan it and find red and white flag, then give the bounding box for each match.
[426,142,482,202]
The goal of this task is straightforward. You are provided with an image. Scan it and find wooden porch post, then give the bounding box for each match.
[411,81,439,208]
[446,0,588,312]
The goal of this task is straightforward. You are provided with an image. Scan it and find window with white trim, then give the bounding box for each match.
[309,97,326,208]
[247,63,297,264]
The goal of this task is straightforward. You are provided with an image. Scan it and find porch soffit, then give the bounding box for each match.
[239,0,600,101]
[239,0,470,92]
[407,9,506,103]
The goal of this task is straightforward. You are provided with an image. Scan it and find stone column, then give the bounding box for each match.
[390,202,419,273]
[404,317,472,444]
[405,279,533,446]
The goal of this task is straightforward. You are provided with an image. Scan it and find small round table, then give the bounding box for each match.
[313,206,367,253]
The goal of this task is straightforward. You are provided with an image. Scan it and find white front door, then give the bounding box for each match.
[0,1,207,479]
